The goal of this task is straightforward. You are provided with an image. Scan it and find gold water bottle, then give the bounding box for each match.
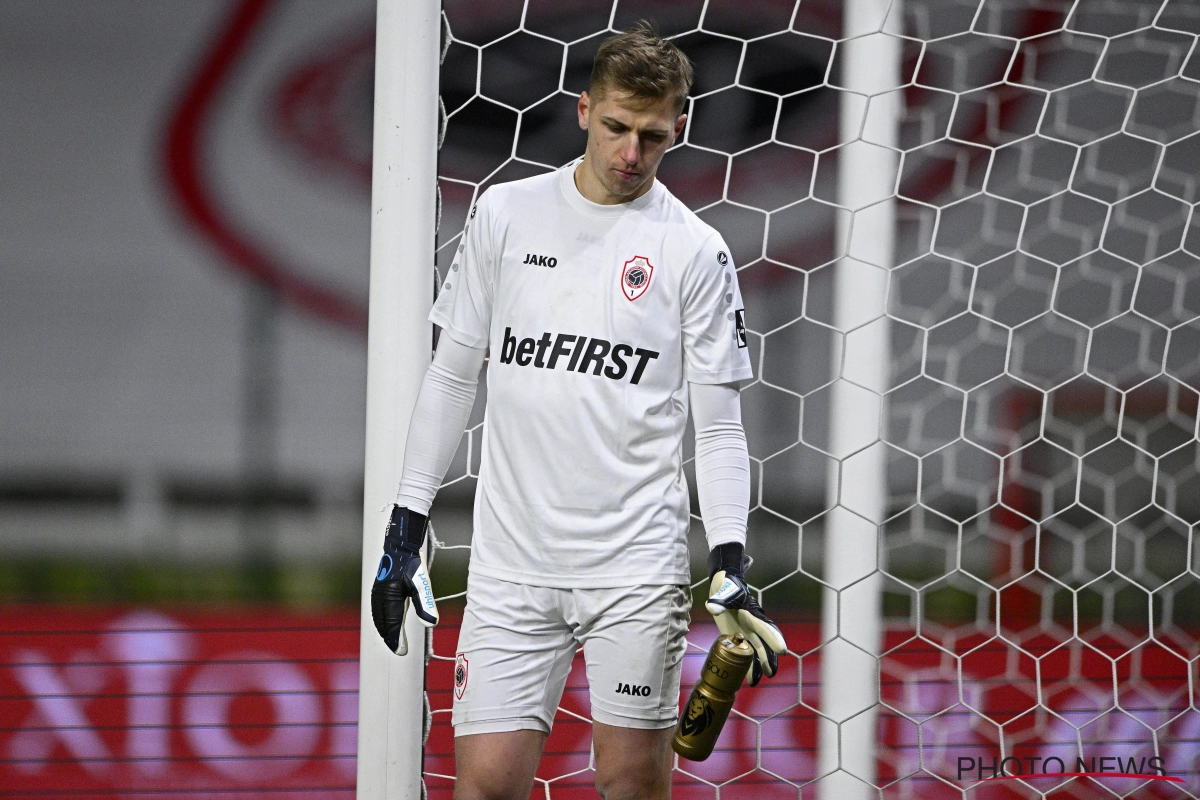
[672,634,754,761]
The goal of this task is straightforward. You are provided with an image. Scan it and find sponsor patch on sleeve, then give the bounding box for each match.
[735,309,747,348]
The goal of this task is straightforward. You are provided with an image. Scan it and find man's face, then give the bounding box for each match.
[577,87,687,202]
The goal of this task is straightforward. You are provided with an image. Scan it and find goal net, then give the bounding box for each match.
[416,0,1200,797]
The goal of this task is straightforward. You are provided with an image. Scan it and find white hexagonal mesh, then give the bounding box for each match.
[422,1,1200,797]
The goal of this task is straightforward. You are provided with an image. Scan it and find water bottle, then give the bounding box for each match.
[672,633,754,761]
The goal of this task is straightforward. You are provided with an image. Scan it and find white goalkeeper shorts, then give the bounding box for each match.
[451,573,691,736]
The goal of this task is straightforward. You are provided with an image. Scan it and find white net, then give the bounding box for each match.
[423,0,1200,797]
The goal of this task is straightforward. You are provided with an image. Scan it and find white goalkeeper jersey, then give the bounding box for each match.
[429,162,752,588]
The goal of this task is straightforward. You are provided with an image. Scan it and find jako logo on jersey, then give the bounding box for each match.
[621,255,654,301]
[616,682,651,696]
[499,328,659,385]
[717,250,729,266]
[455,653,469,700]
[523,253,557,267]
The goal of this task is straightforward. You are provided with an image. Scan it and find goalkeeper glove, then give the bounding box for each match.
[705,542,787,686]
[371,505,438,656]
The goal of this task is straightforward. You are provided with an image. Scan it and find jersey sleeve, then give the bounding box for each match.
[680,233,754,384]
[428,190,499,349]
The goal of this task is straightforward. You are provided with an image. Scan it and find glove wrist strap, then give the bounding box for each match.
[708,541,745,580]
[385,505,429,554]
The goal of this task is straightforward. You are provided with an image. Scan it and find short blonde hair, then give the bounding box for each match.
[589,22,693,115]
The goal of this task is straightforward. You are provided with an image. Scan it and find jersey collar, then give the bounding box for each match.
[559,158,663,218]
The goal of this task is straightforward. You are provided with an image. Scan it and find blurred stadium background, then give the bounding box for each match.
[1,2,374,795]
[1,0,373,602]
[2,0,1199,797]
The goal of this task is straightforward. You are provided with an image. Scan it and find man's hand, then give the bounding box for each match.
[371,505,438,656]
[705,542,786,686]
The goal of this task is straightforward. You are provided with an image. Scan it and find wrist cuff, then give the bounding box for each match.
[708,541,745,579]
[385,505,429,552]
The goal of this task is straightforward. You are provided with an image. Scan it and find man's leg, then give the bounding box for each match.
[592,722,674,800]
[576,583,690,800]
[453,576,577,800]
[454,730,547,800]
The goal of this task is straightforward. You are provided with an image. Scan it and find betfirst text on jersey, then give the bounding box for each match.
[430,162,752,589]
[497,327,659,385]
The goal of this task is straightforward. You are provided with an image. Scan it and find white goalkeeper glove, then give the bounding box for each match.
[705,542,787,686]
[371,505,438,656]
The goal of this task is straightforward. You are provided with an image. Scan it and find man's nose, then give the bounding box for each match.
[621,135,640,165]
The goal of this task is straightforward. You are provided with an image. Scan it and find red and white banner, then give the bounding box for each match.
[0,607,358,798]
[3,608,1197,798]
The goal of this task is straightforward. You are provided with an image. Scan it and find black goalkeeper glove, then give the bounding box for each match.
[705,542,787,686]
[371,505,438,656]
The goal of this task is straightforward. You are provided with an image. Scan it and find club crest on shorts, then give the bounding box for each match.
[621,256,654,301]
[454,653,469,700]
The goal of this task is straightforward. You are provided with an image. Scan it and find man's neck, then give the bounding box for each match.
[573,157,655,205]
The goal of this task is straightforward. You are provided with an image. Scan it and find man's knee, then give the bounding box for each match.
[595,766,671,800]
[456,771,532,800]
[592,724,673,800]
[454,729,546,800]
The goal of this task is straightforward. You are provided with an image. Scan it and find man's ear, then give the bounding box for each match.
[577,91,590,131]
[673,112,687,141]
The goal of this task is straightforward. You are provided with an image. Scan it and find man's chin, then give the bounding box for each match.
[605,173,649,199]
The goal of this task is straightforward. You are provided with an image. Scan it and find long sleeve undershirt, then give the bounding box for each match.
[395,336,486,515]
[689,382,750,549]
[396,337,751,550]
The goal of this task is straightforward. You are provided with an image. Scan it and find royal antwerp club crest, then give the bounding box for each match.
[454,653,469,700]
[621,256,654,301]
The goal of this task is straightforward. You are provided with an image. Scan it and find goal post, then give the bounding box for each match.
[357,0,441,798]
[819,0,903,797]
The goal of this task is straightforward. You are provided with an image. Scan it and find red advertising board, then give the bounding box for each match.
[0,606,358,798]
[2,607,1197,798]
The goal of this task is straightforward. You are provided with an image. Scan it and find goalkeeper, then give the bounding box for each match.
[371,22,786,800]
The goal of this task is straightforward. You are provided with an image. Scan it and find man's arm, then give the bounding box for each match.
[690,382,750,548]
[372,334,486,655]
[396,335,488,512]
[690,381,787,685]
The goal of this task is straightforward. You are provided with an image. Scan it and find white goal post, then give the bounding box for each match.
[818,1,902,798]
[357,0,440,798]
